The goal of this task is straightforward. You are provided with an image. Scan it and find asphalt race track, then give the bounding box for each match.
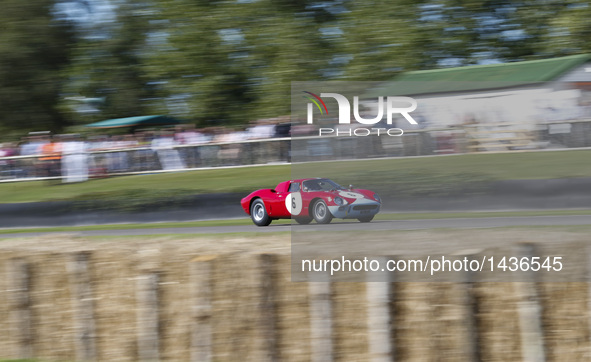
[0,215,590,238]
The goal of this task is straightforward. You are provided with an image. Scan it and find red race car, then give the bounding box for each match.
[241,178,381,226]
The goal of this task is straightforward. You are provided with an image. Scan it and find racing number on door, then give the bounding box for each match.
[285,192,303,216]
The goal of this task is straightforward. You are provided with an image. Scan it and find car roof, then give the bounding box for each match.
[289,177,324,183]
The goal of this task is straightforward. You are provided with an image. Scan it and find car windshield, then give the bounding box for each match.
[302,178,344,191]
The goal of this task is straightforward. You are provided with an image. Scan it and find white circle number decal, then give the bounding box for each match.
[286,192,303,215]
[338,191,365,199]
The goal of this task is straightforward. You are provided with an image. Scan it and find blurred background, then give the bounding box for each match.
[2,0,591,181]
[3,0,591,135]
[3,1,591,361]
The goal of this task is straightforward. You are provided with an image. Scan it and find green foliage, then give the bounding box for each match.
[0,0,75,134]
[341,0,432,79]
[0,0,588,135]
[144,0,337,125]
[60,1,156,126]
[541,0,591,56]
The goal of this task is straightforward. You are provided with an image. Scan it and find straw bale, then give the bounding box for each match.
[91,247,140,361]
[332,282,369,361]
[0,231,589,361]
[210,253,262,361]
[27,252,75,360]
[0,250,15,357]
[474,282,522,361]
[275,254,312,362]
[394,282,473,361]
[158,248,193,361]
[394,282,437,361]
[539,282,590,361]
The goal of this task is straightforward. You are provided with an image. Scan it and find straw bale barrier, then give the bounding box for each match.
[0,233,589,361]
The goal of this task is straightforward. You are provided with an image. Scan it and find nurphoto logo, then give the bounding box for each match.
[303,91,418,137]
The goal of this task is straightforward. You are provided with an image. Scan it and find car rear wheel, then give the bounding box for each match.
[295,217,313,225]
[251,199,272,226]
[358,215,374,223]
[312,200,333,224]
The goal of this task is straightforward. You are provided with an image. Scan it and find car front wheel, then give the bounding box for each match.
[312,200,333,224]
[251,199,272,226]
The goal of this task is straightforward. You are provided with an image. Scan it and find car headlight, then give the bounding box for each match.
[334,196,347,206]
[373,193,381,203]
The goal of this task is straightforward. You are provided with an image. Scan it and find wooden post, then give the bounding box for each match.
[259,254,279,362]
[136,272,160,362]
[9,257,33,359]
[309,271,333,362]
[68,252,97,361]
[515,243,546,362]
[190,256,215,362]
[460,253,482,362]
[366,256,394,362]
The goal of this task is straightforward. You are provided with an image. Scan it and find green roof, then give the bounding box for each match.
[85,115,182,128]
[372,54,591,96]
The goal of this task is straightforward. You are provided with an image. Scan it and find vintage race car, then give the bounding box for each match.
[241,178,381,226]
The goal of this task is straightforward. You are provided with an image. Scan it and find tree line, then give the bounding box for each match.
[1,0,589,136]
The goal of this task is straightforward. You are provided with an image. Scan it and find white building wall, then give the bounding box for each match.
[363,63,591,130]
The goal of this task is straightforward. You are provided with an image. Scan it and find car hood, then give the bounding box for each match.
[332,189,378,203]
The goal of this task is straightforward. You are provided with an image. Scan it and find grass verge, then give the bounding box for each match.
[0,149,590,206]
[1,209,590,235]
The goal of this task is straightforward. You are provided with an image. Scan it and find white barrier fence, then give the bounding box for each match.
[2,119,591,183]
[0,137,292,182]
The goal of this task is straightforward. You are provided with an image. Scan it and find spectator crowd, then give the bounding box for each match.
[0,119,292,183]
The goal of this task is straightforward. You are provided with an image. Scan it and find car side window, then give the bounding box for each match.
[288,182,300,192]
[303,180,319,191]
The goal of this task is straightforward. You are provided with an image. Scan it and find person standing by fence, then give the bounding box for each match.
[39,135,62,179]
[61,134,89,183]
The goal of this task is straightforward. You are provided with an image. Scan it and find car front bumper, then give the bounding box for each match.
[328,201,381,219]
